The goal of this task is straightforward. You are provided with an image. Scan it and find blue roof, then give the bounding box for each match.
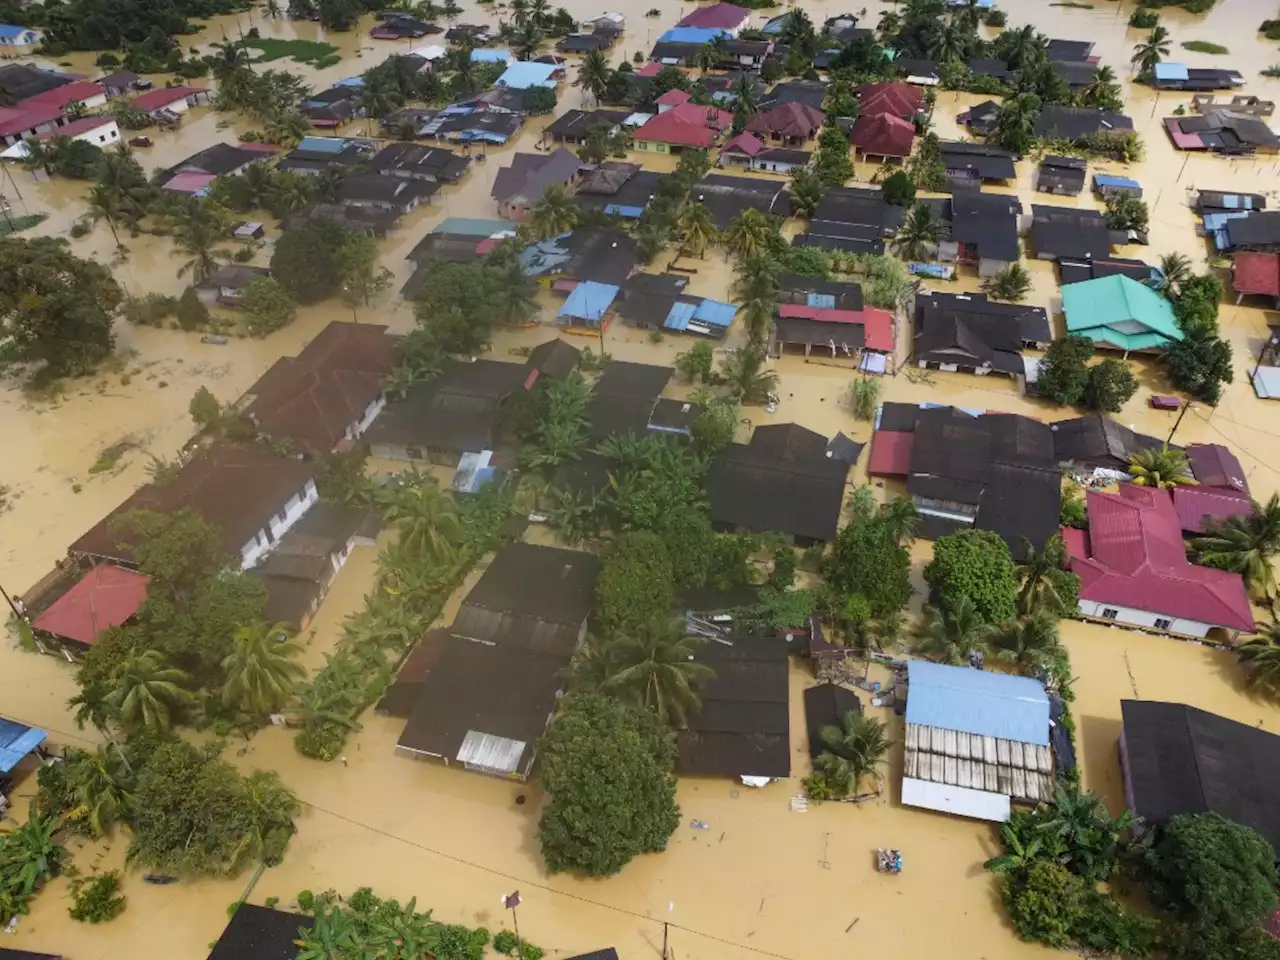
[496,61,558,90]
[659,26,728,44]
[905,661,1049,745]
[603,203,645,219]
[1093,173,1140,189]
[0,718,47,774]
[1154,62,1189,81]
[692,298,736,327]
[434,217,516,237]
[664,300,697,331]
[335,76,364,87]
[807,292,836,308]
[472,48,514,64]
[0,24,35,39]
[1204,210,1251,250]
[297,136,348,154]
[558,281,619,325]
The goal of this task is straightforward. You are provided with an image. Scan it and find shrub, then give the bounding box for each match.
[596,532,673,636]
[1104,194,1149,232]
[848,377,881,420]
[924,530,1018,624]
[1264,19,1280,41]
[175,286,210,331]
[240,276,297,337]
[1082,358,1138,413]
[69,871,126,924]
[1003,861,1087,948]
[881,169,916,207]
[1036,334,1094,406]
[1130,8,1160,27]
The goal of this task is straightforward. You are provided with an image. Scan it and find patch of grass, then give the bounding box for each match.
[0,213,46,236]
[243,37,340,66]
[312,53,342,70]
[1181,40,1229,54]
[88,440,134,475]
[1263,65,1280,78]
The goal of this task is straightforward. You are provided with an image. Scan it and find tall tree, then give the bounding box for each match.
[599,622,714,728]
[1015,534,1078,616]
[161,196,233,283]
[915,597,991,665]
[723,208,776,259]
[676,201,718,257]
[1191,493,1280,602]
[221,621,306,716]
[719,345,778,404]
[1234,619,1280,697]
[1127,446,1196,489]
[815,710,892,796]
[381,479,463,564]
[988,613,1063,677]
[1131,24,1171,74]
[892,203,944,261]
[527,183,579,240]
[104,650,196,734]
[576,49,612,104]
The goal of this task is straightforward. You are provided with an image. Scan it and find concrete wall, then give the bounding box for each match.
[1077,599,1217,640]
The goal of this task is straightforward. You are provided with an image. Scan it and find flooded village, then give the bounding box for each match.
[3,0,1280,958]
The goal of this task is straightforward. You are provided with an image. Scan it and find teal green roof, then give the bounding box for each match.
[1061,274,1183,351]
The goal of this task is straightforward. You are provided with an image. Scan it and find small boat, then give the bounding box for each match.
[1150,394,1181,411]
[876,848,902,874]
[128,136,152,148]
[200,334,229,345]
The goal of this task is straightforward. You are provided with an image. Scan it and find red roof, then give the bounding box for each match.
[634,102,731,148]
[1172,486,1253,534]
[1163,117,1205,151]
[130,86,206,112]
[721,131,764,156]
[746,102,825,139]
[1234,251,1280,297]
[777,303,894,351]
[1185,443,1249,494]
[856,82,923,119]
[33,565,150,646]
[636,62,666,77]
[868,430,914,477]
[25,80,105,109]
[677,3,749,29]
[656,89,692,108]
[36,115,116,140]
[0,102,63,137]
[1070,486,1254,631]
[849,112,915,157]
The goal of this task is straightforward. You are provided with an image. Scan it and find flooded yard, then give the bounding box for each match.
[3,0,1280,956]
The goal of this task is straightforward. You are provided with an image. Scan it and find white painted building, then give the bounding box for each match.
[240,478,319,569]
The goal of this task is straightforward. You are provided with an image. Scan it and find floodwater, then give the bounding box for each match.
[4,0,1280,957]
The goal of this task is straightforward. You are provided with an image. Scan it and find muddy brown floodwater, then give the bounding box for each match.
[4,0,1280,957]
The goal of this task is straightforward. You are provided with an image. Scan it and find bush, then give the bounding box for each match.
[690,402,738,455]
[240,276,297,337]
[521,85,557,115]
[1003,861,1087,948]
[881,169,916,207]
[1036,334,1094,406]
[924,530,1018,624]
[1061,484,1088,529]
[1131,8,1160,27]
[175,286,209,331]
[1082,358,1138,413]
[69,871,126,923]
[596,532,673,636]
[1104,194,1149,232]
[269,224,345,304]
[1264,19,1280,41]
[848,377,881,420]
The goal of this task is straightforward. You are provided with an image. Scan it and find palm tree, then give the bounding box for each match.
[1016,534,1075,616]
[576,49,611,104]
[68,683,114,739]
[1080,65,1120,109]
[915,598,991,665]
[509,0,529,26]
[892,203,943,261]
[676,201,718,257]
[731,73,758,115]
[70,744,134,838]
[876,10,901,37]
[263,109,309,147]
[879,497,919,546]
[1131,24,1170,75]
[221,620,307,716]
[928,21,967,65]
[982,263,1033,303]
[817,710,892,796]
[600,621,714,727]
[264,0,282,18]
[495,261,539,325]
[547,487,603,545]
[719,345,778,404]
[86,182,126,248]
[1127,445,1196,489]
[512,21,543,60]
[163,196,232,283]
[994,92,1042,155]
[1158,252,1192,298]
[210,39,251,79]
[527,183,579,240]
[723,208,776,259]
[988,613,1063,678]
[382,480,464,563]
[104,650,196,734]
[1191,493,1280,603]
[1235,619,1280,697]
[789,167,823,218]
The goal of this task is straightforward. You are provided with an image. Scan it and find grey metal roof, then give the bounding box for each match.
[906,660,1050,746]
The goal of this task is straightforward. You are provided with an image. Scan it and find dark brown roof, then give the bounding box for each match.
[804,683,861,758]
[526,338,581,380]
[242,322,399,452]
[207,903,313,960]
[70,445,315,563]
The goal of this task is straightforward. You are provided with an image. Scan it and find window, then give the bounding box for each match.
[1101,608,1119,620]
[98,135,106,143]
[1154,618,1173,631]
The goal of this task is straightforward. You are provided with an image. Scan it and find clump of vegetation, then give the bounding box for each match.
[848,377,881,420]
[803,710,892,801]
[1131,8,1161,28]
[0,813,66,926]
[1264,18,1280,41]
[982,263,1032,303]
[241,276,298,337]
[925,529,1018,625]
[1104,194,1150,232]
[1190,493,1280,604]
[293,887,494,959]
[68,870,126,923]
[241,37,340,66]
[1181,40,1228,54]
[1263,65,1280,78]
[493,929,544,959]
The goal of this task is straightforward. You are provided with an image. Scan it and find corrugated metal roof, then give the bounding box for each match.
[1155,62,1189,81]
[1093,173,1140,189]
[663,300,697,332]
[901,776,1011,821]
[496,61,558,90]
[0,717,47,774]
[692,299,736,327]
[558,281,619,324]
[906,660,1049,745]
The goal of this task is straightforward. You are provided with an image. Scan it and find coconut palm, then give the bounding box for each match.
[104,650,196,734]
[988,613,1063,678]
[68,682,115,739]
[928,21,968,65]
[676,201,718,257]
[221,620,306,716]
[1158,252,1193,298]
[731,73,758,115]
[1080,65,1121,110]
[891,203,944,261]
[512,21,543,60]
[263,109,309,147]
[163,196,232,283]
[599,621,715,727]
[264,0,282,18]
[527,183,580,240]
[816,710,892,795]
[982,263,1033,303]
[382,480,464,563]
[1191,493,1280,602]
[915,597,991,665]
[1127,445,1196,489]
[1015,534,1075,616]
[723,209,776,259]
[495,261,539,325]
[845,610,906,656]
[1131,24,1170,75]
[789,167,823,218]
[719,345,779,404]
[876,10,901,37]
[576,49,612,104]
[1235,619,1280,697]
[879,497,920,547]
[994,24,1046,72]
[70,744,135,838]
[993,92,1042,156]
[85,182,126,248]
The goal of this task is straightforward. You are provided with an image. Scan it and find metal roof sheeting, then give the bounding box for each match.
[0,717,47,774]
[901,777,1011,822]
[558,281,619,324]
[906,660,1050,746]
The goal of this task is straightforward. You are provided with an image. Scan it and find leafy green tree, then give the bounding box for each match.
[812,710,891,798]
[526,183,579,240]
[1191,493,1280,602]
[690,402,738,455]
[1128,445,1195,489]
[881,169,916,207]
[538,694,680,876]
[269,223,347,304]
[174,286,210,331]
[1035,334,1094,406]
[915,597,991,665]
[188,385,223,432]
[336,231,393,309]
[0,237,123,379]
[1103,194,1149,232]
[521,84,557,115]
[241,275,298,337]
[1061,484,1088,530]
[221,621,306,716]
[1002,860,1087,948]
[824,510,913,617]
[596,531,673,637]
[814,124,854,185]
[993,92,1042,155]
[892,202,944,261]
[108,508,226,600]
[104,650,196,734]
[789,167,823,217]
[1165,329,1233,404]
[599,620,714,727]
[674,340,714,382]
[924,529,1018,624]
[1039,785,1137,882]
[1082,358,1138,413]
[68,870,126,924]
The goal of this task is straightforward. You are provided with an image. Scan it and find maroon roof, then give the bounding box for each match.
[1172,486,1253,534]
[721,131,764,156]
[1185,442,1249,494]
[1233,252,1280,297]
[32,565,150,646]
[634,102,731,147]
[677,3,749,29]
[868,430,913,477]
[746,102,825,139]
[1069,486,1254,631]
[129,86,206,112]
[856,82,924,119]
[849,112,915,157]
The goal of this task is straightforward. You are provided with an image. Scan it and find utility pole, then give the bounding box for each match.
[662,921,670,959]
[1166,401,1193,445]
[503,891,525,960]
[0,581,24,621]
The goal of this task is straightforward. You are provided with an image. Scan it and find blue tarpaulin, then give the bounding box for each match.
[0,718,46,775]
[558,281,619,326]
[603,203,645,219]
[807,292,836,308]
[1154,62,1189,82]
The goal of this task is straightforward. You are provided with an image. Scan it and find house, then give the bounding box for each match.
[631,94,731,153]
[276,136,376,176]
[1047,39,1095,63]
[941,191,1021,277]
[526,337,581,380]
[914,291,1050,377]
[1220,211,1280,252]
[745,102,825,146]
[957,99,1000,136]
[209,903,314,960]
[0,24,40,47]
[707,424,852,545]
[1034,105,1132,143]
[0,64,73,102]
[1029,205,1113,262]
[0,115,120,159]
[617,273,736,337]
[648,40,705,64]
[1058,256,1157,286]
[24,79,107,113]
[1152,62,1244,91]
[772,302,895,371]
[421,107,522,144]
[557,280,620,330]
[495,60,560,90]
[161,142,275,185]
[288,203,402,239]
[519,226,638,288]
[1232,251,1280,305]
[794,187,905,255]
[760,80,828,112]
[369,142,471,182]
[1036,155,1087,195]
[939,141,1017,188]
[337,172,437,212]
[365,359,530,466]
[676,2,750,34]
[1186,442,1248,494]
[1061,274,1183,353]
[1163,109,1280,155]
[1171,486,1253,535]
[544,107,629,144]
[396,544,601,779]
[1193,93,1274,117]
[587,361,672,441]
[678,638,790,781]
[491,147,583,220]
[688,173,791,228]
[0,102,65,146]
[850,113,915,161]
[1093,173,1142,198]
[896,57,941,86]
[98,70,144,98]
[469,47,514,65]
[718,132,809,173]
[68,444,318,571]
[238,321,399,453]
[1198,189,1264,215]
[658,26,732,46]
[1050,414,1166,471]
[804,683,862,758]
[1052,61,1099,91]
[193,265,270,307]
[966,58,1011,84]
[720,38,773,68]
[903,660,1053,822]
[856,81,923,120]
[585,12,626,31]
[31,565,150,654]
[1119,700,1280,851]
[128,85,209,119]
[575,162,664,219]
[1065,486,1254,639]
[369,14,434,39]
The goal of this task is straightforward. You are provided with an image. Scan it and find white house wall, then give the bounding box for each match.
[1077,599,1217,640]
[238,479,320,568]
